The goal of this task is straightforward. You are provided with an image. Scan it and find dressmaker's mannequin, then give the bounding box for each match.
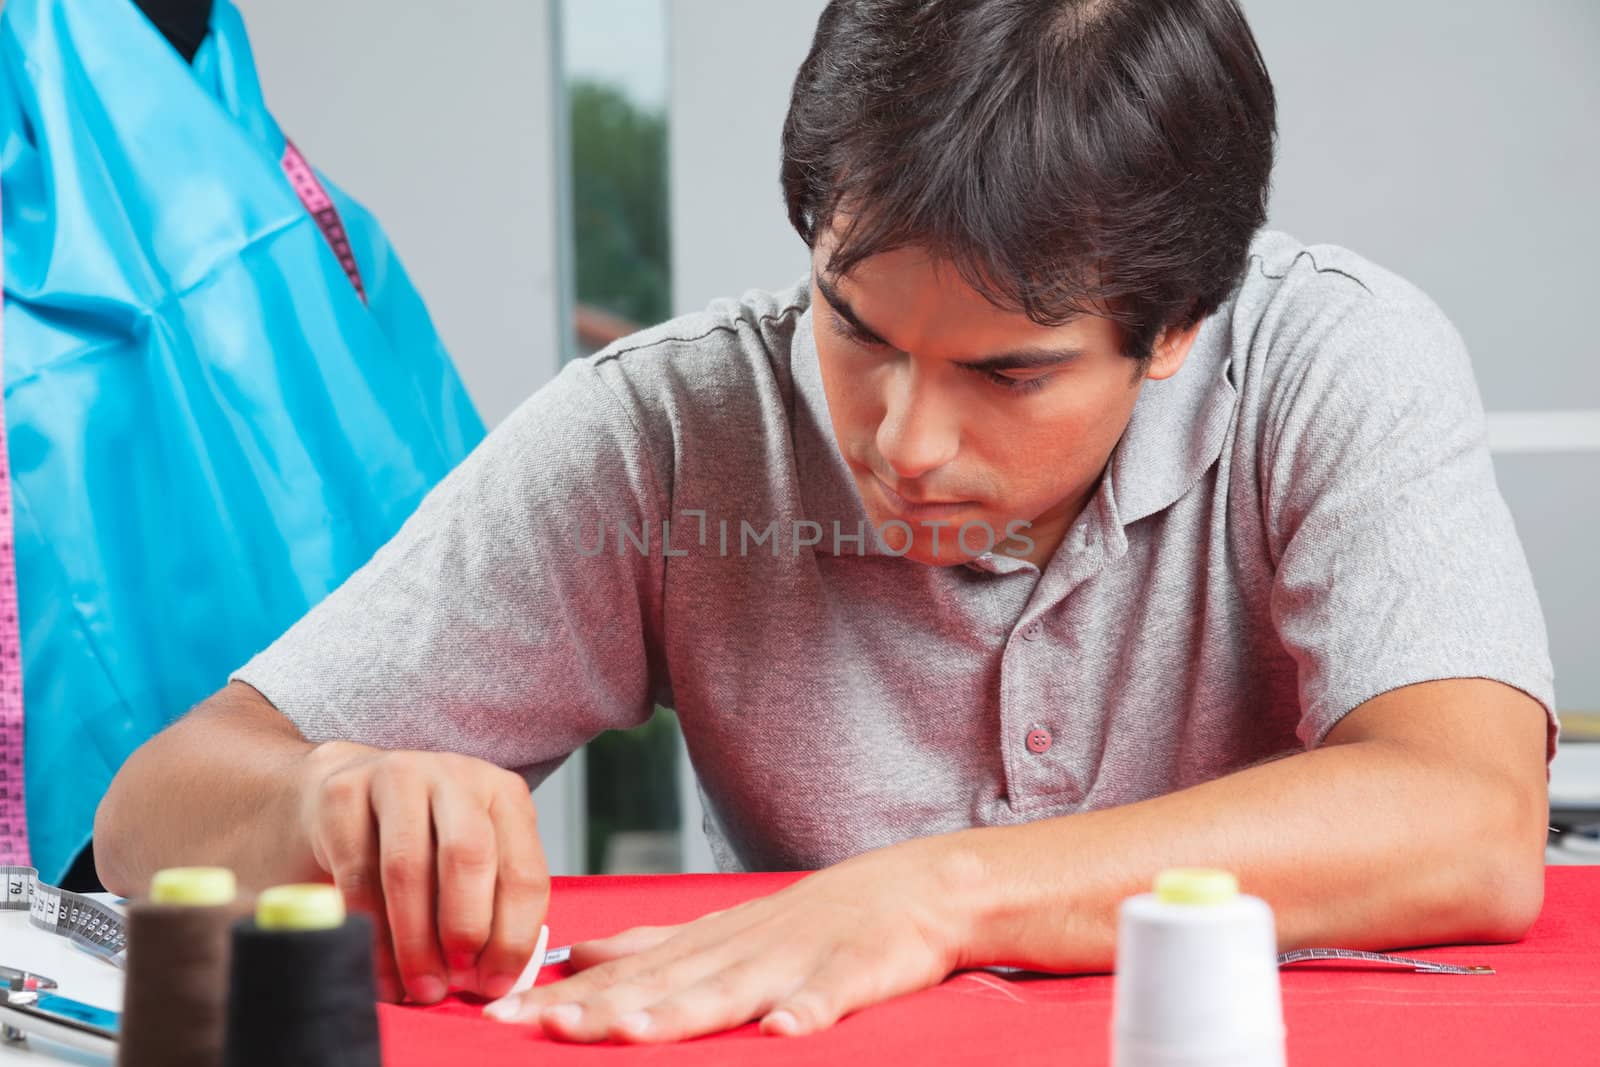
[134,0,214,63]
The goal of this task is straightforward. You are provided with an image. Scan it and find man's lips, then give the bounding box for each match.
[871,475,977,519]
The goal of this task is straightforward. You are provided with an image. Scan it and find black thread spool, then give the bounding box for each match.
[222,884,381,1067]
[118,866,245,1067]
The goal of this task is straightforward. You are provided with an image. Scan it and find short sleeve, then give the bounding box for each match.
[1261,288,1557,757]
[232,358,668,783]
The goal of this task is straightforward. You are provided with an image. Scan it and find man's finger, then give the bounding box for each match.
[430,783,498,989]
[515,950,742,1042]
[483,904,757,1029]
[567,924,683,970]
[486,945,650,1023]
[474,777,550,999]
[762,944,933,1037]
[485,934,726,1032]
[312,766,401,1002]
[371,761,448,1003]
[564,903,740,971]
[607,957,797,1044]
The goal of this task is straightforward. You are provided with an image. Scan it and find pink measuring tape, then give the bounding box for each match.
[0,139,366,866]
[0,178,25,866]
[280,139,367,302]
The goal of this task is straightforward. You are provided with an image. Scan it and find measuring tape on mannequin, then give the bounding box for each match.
[0,171,28,872]
[279,140,368,303]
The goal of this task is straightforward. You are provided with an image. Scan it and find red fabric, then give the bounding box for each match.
[379,867,1600,1065]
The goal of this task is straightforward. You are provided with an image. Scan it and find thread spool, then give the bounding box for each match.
[1112,868,1286,1067]
[222,884,381,1067]
[117,866,246,1067]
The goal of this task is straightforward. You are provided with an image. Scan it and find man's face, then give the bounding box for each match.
[811,233,1198,568]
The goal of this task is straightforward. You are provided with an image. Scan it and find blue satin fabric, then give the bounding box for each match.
[1,0,485,881]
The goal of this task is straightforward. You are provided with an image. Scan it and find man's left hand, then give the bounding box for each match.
[481,839,975,1042]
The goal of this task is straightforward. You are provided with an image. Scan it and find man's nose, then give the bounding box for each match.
[876,362,959,481]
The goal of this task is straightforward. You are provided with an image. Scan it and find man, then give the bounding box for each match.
[96,0,1555,1045]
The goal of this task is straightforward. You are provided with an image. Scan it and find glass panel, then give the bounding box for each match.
[563,0,670,350]
[559,0,681,873]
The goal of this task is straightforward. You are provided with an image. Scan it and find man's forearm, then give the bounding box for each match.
[936,727,1546,973]
[93,682,325,896]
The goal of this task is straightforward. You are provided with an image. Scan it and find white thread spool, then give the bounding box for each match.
[1112,868,1286,1067]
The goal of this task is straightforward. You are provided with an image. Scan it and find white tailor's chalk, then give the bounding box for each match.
[508,923,551,996]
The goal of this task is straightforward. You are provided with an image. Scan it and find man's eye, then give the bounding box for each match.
[827,311,886,349]
[985,371,1049,394]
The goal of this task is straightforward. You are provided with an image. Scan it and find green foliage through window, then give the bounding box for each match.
[585,708,682,873]
[570,80,670,326]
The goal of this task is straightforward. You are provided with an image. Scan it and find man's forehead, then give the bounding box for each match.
[813,232,1094,334]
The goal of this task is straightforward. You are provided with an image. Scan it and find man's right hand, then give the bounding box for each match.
[295,742,550,1004]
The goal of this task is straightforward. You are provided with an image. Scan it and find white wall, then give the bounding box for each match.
[1244,0,1600,412]
[667,1,821,316]
[236,0,585,873]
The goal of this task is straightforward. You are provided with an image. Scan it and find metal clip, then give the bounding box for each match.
[0,965,57,992]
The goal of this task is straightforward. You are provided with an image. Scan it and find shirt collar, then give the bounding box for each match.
[1105,310,1238,529]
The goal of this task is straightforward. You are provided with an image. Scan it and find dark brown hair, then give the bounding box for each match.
[781,0,1277,359]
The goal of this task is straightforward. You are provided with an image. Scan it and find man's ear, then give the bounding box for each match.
[1144,321,1204,382]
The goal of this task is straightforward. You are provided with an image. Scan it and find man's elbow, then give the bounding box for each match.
[92,774,140,898]
[1457,775,1548,943]
[92,729,170,897]
[1465,853,1544,943]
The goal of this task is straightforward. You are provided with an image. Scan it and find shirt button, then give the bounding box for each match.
[1022,624,1042,641]
[1026,727,1053,754]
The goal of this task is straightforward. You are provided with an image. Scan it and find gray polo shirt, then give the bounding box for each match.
[234,230,1556,872]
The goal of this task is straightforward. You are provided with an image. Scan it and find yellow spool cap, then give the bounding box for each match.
[255,884,346,931]
[149,867,238,907]
[1153,867,1239,906]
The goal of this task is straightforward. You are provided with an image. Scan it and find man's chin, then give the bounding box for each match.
[861,510,998,566]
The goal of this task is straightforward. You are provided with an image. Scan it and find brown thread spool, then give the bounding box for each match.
[117,866,249,1067]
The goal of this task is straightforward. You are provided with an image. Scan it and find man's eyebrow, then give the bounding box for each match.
[815,275,891,345]
[955,348,1085,373]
